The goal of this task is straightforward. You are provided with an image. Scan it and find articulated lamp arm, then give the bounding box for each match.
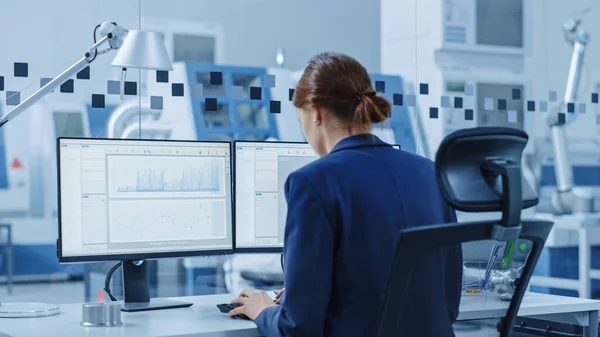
[0,22,128,128]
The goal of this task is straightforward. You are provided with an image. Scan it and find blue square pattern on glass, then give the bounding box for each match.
[77,66,90,80]
[406,94,416,107]
[60,79,74,93]
[270,100,281,113]
[579,103,586,114]
[156,70,169,83]
[264,74,276,88]
[289,89,295,101]
[441,96,451,108]
[597,114,600,125]
[14,62,28,77]
[172,83,184,97]
[91,94,105,108]
[464,84,474,96]
[549,90,557,102]
[567,102,575,113]
[124,82,137,96]
[498,99,507,111]
[539,101,548,112]
[429,107,438,119]
[191,84,203,97]
[484,97,494,111]
[393,94,403,106]
[508,110,518,124]
[465,109,474,120]
[151,96,163,110]
[375,81,385,93]
[454,97,463,109]
[107,80,120,95]
[40,78,54,91]
[250,87,262,100]
[205,98,218,112]
[419,83,428,95]
[527,101,535,111]
[592,93,599,104]
[210,72,223,85]
[6,91,20,106]
[512,88,521,100]
[231,86,244,100]
[558,113,566,125]
[0,76,4,91]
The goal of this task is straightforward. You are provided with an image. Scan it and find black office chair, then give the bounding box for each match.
[375,127,554,337]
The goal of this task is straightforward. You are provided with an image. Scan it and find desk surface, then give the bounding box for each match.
[2,292,600,337]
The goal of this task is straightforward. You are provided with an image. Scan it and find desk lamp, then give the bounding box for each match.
[0,22,172,318]
[0,21,173,128]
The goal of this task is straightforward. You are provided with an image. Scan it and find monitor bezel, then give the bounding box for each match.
[232,140,315,254]
[56,137,235,263]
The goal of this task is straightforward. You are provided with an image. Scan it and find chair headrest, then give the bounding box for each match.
[435,127,538,213]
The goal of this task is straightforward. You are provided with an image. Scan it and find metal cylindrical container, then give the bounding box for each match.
[81,302,122,327]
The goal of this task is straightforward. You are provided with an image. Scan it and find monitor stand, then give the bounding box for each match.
[120,260,193,312]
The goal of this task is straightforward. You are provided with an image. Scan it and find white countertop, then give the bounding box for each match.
[2,292,600,337]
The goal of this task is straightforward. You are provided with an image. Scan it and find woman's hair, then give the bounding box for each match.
[293,52,391,124]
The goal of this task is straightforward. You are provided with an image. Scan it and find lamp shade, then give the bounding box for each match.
[112,31,173,71]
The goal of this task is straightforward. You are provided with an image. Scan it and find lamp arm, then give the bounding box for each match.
[0,35,112,127]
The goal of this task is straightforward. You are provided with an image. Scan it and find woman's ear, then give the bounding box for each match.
[312,106,323,125]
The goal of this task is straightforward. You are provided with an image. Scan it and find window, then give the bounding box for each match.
[476,0,523,48]
[174,34,216,63]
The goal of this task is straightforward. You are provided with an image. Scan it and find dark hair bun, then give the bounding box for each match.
[355,92,391,124]
[293,52,392,125]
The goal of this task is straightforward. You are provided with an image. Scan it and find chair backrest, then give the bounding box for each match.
[375,127,554,337]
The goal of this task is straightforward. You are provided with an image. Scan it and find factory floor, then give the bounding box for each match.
[0,282,498,336]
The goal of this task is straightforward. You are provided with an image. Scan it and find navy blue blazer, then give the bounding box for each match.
[255,134,462,337]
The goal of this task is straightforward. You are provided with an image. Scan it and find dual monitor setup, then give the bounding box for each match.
[56,137,399,312]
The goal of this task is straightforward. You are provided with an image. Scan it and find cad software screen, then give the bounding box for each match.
[235,141,318,250]
[58,138,233,259]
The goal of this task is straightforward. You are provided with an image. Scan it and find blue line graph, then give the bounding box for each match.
[117,159,221,193]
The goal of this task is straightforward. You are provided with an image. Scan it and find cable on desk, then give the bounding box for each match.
[104,261,122,302]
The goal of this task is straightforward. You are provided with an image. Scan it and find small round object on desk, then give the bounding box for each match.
[81,302,122,327]
[0,302,60,318]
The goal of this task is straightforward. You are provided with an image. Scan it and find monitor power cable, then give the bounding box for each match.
[104,261,123,302]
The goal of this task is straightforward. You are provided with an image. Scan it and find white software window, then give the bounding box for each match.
[58,138,233,258]
[235,142,318,251]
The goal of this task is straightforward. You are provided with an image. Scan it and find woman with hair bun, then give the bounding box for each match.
[229,52,462,337]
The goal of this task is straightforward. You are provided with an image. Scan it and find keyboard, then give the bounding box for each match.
[217,303,250,320]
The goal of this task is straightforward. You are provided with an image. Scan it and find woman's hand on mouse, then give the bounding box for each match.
[229,289,276,320]
[275,288,285,304]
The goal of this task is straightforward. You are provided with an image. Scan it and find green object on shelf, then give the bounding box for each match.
[501,241,516,270]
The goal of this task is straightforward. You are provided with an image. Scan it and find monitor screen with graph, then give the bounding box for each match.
[57,138,233,262]
[234,140,401,253]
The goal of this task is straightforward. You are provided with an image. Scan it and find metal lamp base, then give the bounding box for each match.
[0,302,60,318]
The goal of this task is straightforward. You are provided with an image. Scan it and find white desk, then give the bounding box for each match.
[1,292,599,337]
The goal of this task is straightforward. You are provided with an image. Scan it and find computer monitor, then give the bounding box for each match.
[57,137,233,311]
[234,140,401,253]
[234,141,318,252]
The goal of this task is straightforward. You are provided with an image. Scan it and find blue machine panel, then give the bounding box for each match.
[540,165,600,187]
[184,64,279,141]
[369,74,417,154]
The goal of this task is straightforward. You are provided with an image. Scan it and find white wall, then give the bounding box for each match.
[141,0,381,72]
